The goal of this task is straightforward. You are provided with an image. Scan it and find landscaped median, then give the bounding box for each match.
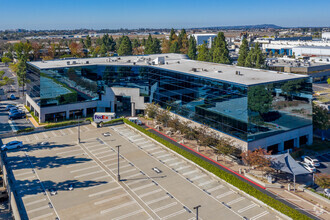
[115,118,311,220]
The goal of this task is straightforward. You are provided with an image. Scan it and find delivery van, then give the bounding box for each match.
[93,112,116,123]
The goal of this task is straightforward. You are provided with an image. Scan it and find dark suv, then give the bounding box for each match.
[9,112,26,120]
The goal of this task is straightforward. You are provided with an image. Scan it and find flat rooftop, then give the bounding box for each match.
[2,124,279,220]
[28,53,308,86]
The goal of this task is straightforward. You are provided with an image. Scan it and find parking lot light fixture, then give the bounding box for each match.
[193,205,201,220]
[116,145,121,181]
[77,116,80,144]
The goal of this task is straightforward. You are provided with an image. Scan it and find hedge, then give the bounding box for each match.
[44,121,79,129]
[103,118,125,125]
[122,118,311,220]
[25,105,39,123]
[17,127,34,133]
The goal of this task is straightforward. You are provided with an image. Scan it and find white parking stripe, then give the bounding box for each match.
[90,147,109,153]
[89,186,122,197]
[126,178,147,185]
[94,194,128,205]
[146,195,168,205]
[238,203,257,213]
[27,205,49,214]
[91,175,111,181]
[85,144,104,149]
[190,175,207,181]
[140,143,154,148]
[68,128,75,134]
[112,164,131,170]
[182,170,199,176]
[94,150,112,156]
[157,154,171,159]
[25,198,46,206]
[216,190,235,199]
[100,201,136,214]
[139,189,162,198]
[107,161,126,167]
[162,158,176,163]
[70,165,99,173]
[227,197,245,205]
[67,161,95,168]
[152,151,165,155]
[113,209,144,220]
[98,153,116,159]
[42,132,48,139]
[59,130,66,136]
[51,131,58,137]
[169,161,185,166]
[162,209,186,220]
[15,171,33,177]
[57,148,82,155]
[74,170,103,178]
[30,212,53,220]
[153,202,177,212]
[119,168,136,175]
[176,165,190,171]
[84,182,113,190]
[198,180,214,187]
[33,134,39,140]
[250,211,269,220]
[207,185,224,192]
[131,183,154,192]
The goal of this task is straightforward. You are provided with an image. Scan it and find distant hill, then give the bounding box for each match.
[192,24,283,30]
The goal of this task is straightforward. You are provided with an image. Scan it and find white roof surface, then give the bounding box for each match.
[28,53,308,86]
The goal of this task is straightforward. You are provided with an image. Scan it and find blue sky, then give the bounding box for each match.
[1,0,329,30]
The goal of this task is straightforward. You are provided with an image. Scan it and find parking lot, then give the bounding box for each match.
[1,124,281,220]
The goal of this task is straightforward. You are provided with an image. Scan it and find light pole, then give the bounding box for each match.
[116,145,121,181]
[77,116,80,144]
[193,205,201,220]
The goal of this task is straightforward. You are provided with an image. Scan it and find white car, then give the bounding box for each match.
[324,188,330,197]
[301,162,316,173]
[1,141,23,151]
[303,156,320,167]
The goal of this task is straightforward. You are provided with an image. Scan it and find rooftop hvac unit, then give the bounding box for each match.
[86,61,89,64]
[216,70,222,73]
[166,62,169,65]
[72,61,77,64]
[133,62,136,65]
[67,61,70,65]
[191,68,197,72]
[177,61,180,64]
[127,60,131,63]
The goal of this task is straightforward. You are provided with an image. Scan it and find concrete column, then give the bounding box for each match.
[278,142,284,152]
[39,113,44,123]
[131,102,136,117]
[307,134,313,145]
[66,110,70,120]
[295,137,300,148]
[82,108,87,117]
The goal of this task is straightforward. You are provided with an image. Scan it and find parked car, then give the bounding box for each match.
[49,188,57,196]
[68,184,74,191]
[5,104,15,110]
[8,107,18,112]
[301,162,316,173]
[9,112,25,120]
[8,94,16,100]
[1,141,23,151]
[303,156,320,167]
[324,188,330,197]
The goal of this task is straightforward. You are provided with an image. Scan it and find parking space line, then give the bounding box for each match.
[176,165,190,171]
[190,175,207,181]
[33,134,39,140]
[91,175,112,181]
[57,148,82,155]
[168,161,185,166]
[119,168,136,175]
[112,164,131,170]
[237,203,257,213]
[100,201,135,214]
[25,136,30,142]
[107,160,127,167]
[153,202,177,212]
[227,197,245,205]
[30,212,54,220]
[70,165,99,173]
[25,198,47,206]
[162,158,176,163]
[94,150,112,156]
[84,181,114,190]
[67,161,95,168]
[146,195,169,205]
[15,171,33,177]
[216,190,235,199]
[162,209,186,220]
[42,132,48,139]
[132,138,146,142]
[131,183,154,192]
[89,186,122,197]
[250,211,269,220]
[74,170,103,178]
[139,189,162,198]
[59,130,66,136]
[157,154,171,159]
[140,143,153,148]
[207,185,224,192]
[90,147,109,153]
[182,170,199,176]
[152,151,165,155]
[125,173,144,180]
[102,157,120,163]
[113,209,144,220]
[27,205,49,214]
[68,128,75,134]
[51,131,58,137]
[198,180,214,187]
[94,194,128,205]
[98,153,116,159]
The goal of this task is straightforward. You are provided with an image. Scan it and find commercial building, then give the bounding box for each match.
[26,54,313,152]
[191,34,217,48]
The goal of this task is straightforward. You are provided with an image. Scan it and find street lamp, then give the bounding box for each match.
[116,145,121,181]
[193,205,201,220]
[77,116,80,144]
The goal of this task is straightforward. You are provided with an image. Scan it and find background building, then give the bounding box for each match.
[27,54,313,152]
[191,34,217,48]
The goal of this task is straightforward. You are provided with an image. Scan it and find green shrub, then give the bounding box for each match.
[25,105,39,123]
[122,118,311,220]
[17,127,34,133]
[103,118,125,125]
[44,121,78,129]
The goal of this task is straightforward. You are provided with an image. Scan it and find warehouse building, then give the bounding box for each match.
[26,54,313,152]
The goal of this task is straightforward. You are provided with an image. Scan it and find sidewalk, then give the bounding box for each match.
[141,118,329,219]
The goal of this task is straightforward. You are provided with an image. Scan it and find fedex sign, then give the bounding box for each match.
[93,112,116,123]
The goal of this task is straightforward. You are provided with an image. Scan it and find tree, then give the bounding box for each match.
[281,79,304,101]
[117,36,132,56]
[69,42,84,57]
[327,78,330,85]
[197,42,210,62]
[248,85,272,115]
[169,28,176,44]
[16,59,28,97]
[132,38,140,49]
[156,107,171,127]
[178,29,188,54]
[161,39,170,53]
[31,42,42,61]
[315,173,330,189]
[215,137,235,161]
[1,57,12,65]
[241,147,272,173]
[211,32,231,64]
[237,37,249,66]
[145,102,159,119]
[144,34,161,54]
[14,42,32,61]
[85,35,92,48]
[245,43,265,69]
[170,41,180,53]
[269,50,273,58]
[187,36,197,60]
[313,104,330,140]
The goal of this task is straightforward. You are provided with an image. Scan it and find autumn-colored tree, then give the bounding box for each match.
[31,42,42,61]
[69,42,84,57]
[315,173,330,189]
[241,147,272,173]
[161,39,170,53]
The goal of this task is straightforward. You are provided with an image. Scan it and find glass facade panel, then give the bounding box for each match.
[27,63,312,142]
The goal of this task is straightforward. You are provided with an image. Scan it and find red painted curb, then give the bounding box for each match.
[144,124,266,190]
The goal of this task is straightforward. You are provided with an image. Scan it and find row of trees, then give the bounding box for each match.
[237,38,265,69]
